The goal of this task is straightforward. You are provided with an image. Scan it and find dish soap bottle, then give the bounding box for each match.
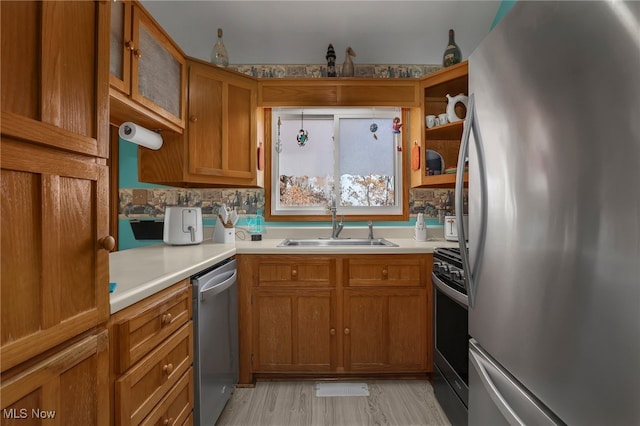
[211,28,229,67]
[442,29,462,67]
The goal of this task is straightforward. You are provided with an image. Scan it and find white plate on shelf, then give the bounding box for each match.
[426,150,444,174]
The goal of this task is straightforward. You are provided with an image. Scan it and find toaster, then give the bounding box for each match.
[163,206,203,245]
[444,215,468,242]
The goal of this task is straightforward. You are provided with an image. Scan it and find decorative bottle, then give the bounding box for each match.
[211,28,229,67]
[442,29,462,67]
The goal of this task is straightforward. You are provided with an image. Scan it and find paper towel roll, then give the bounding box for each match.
[118,122,163,150]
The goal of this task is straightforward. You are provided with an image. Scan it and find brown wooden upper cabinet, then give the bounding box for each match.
[410,61,469,188]
[109,0,186,133]
[139,59,261,188]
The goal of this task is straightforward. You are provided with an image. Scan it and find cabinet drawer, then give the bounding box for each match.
[116,323,193,426]
[256,257,335,287]
[345,256,425,287]
[141,368,193,426]
[113,280,191,373]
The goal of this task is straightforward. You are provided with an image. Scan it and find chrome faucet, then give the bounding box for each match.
[368,221,374,240]
[329,205,344,239]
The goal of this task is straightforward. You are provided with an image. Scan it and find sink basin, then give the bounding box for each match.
[278,238,398,247]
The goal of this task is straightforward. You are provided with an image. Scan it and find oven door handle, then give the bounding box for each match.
[432,272,469,308]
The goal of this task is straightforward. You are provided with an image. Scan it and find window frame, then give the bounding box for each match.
[263,108,410,222]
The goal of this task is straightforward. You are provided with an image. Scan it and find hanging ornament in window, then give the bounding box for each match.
[370,108,378,140]
[275,116,283,153]
[296,111,309,147]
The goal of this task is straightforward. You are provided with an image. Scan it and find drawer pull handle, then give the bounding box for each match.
[163,363,174,375]
[344,328,350,335]
[161,313,173,325]
[163,418,174,425]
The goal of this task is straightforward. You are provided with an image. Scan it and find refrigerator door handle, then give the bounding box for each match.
[469,342,526,426]
[469,340,565,426]
[456,94,488,307]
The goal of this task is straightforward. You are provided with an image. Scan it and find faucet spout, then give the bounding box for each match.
[330,205,344,239]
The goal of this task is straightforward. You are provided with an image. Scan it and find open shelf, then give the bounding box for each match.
[425,120,464,140]
[421,172,468,188]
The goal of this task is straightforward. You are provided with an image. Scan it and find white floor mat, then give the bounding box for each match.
[315,382,370,397]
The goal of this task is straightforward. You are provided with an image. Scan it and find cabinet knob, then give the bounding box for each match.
[125,40,135,51]
[190,115,198,122]
[291,269,297,277]
[382,269,388,277]
[163,418,173,426]
[163,363,174,375]
[344,328,350,335]
[330,328,336,335]
[133,48,142,59]
[161,313,173,325]
[100,236,116,252]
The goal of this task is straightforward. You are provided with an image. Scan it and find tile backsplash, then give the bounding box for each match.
[118,187,463,223]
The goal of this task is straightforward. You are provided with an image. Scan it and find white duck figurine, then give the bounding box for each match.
[342,46,356,77]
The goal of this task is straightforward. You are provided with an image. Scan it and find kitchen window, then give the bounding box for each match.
[270,108,404,219]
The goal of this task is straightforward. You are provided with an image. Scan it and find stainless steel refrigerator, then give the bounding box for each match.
[454,2,640,425]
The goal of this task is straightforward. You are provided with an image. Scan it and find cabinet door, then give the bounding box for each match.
[109,0,132,94]
[1,0,110,158]
[131,5,186,129]
[0,330,109,426]
[344,288,428,372]
[188,62,257,181]
[252,289,336,372]
[1,140,111,372]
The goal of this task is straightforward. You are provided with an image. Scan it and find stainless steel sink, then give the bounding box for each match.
[278,238,398,247]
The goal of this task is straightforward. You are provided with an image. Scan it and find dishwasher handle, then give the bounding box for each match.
[199,270,237,300]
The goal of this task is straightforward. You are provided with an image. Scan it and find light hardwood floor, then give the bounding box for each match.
[216,380,452,426]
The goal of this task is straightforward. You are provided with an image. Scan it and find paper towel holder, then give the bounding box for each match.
[118,121,163,150]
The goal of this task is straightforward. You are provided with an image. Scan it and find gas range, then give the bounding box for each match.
[433,247,467,295]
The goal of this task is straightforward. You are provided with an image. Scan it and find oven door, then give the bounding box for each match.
[433,272,469,407]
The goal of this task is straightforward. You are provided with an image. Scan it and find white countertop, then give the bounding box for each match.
[109,226,460,313]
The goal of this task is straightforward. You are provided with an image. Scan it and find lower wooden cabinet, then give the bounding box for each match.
[344,288,427,372]
[110,280,194,426]
[239,253,432,383]
[252,288,336,372]
[0,330,109,425]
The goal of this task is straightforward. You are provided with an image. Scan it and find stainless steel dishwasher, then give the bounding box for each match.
[191,258,238,426]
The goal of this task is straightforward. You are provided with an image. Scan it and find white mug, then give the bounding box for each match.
[438,113,448,125]
[426,115,436,128]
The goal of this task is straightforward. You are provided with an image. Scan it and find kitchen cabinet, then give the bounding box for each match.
[248,256,337,373]
[139,59,261,188]
[343,256,429,372]
[109,0,186,133]
[1,0,111,418]
[0,330,110,425]
[258,78,420,107]
[410,61,469,188]
[238,254,432,384]
[110,279,194,426]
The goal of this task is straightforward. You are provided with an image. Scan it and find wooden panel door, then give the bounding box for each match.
[1,0,109,159]
[0,330,109,426]
[252,289,335,372]
[188,61,257,181]
[131,4,186,129]
[0,140,111,372]
[344,288,428,372]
